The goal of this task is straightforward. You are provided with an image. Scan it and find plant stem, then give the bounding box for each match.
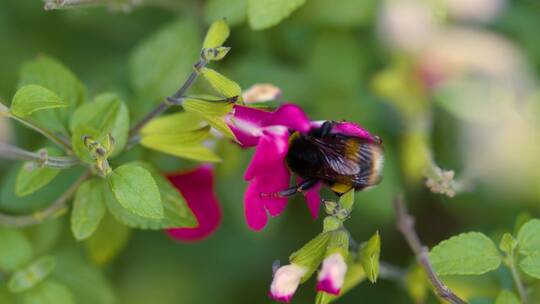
[128,58,207,139]
[43,0,106,10]
[9,114,72,152]
[394,196,467,304]
[0,142,79,169]
[0,171,89,227]
[508,255,528,303]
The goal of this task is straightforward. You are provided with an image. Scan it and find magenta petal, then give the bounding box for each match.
[261,103,311,133]
[244,129,289,181]
[227,105,272,147]
[297,177,322,219]
[166,166,222,242]
[332,122,373,141]
[260,165,290,217]
[245,179,268,231]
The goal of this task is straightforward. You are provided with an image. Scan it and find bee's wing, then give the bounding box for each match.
[311,137,361,176]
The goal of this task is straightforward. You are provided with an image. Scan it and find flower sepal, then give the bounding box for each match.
[316,230,349,296]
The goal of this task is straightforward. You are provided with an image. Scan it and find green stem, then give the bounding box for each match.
[508,255,528,303]
[0,142,79,169]
[128,58,208,139]
[9,114,72,152]
[0,171,89,227]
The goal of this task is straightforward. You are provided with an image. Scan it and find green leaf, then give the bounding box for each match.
[200,67,242,98]
[130,20,201,99]
[429,232,502,275]
[25,219,63,256]
[21,280,75,304]
[518,252,540,278]
[8,256,56,293]
[495,290,520,304]
[140,112,204,136]
[10,85,66,118]
[70,179,106,241]
[19,55,86,134]
[0,228,33,272]
[297,0,376,28]
[205,0,247,27]
[359,231,381,283]
[499,233,517,256]
[517,219,540,256]
[315,263,366,304]
[70,93,129,161]
[290,232,331,281]
[108,163,163,219]
[203,19,230,48]
[182,98,236,139]
[404,264,429,304]
[16,163,60,197]
[86,213,131,265]
[140,126,221,162]
[248,0,306,30]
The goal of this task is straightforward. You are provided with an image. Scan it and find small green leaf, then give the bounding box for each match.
[203,19,230,48]
[19,55,86,134]
[290,232,331,281]
[429,232,502,275]
[70,179,106,241]
[495,289,520,304]
[108,163,163,219]
[182,98,236,139]
[200,67,242,98]
[130,20,201,99]
[8,256,56,293]
[0,228,33,272]
[10,85,66,118]
[315,263,366,304]
[140,111,204,136]
[517,219,540,256]
[518,252,540,278]
[21,280,75,304]
[86,213,131,265]
[205,0,247,27]
[499,233,517,256]
[359,231,381,283]
[16,163,60,197]
[70,93,129,162]
[248,0,306,30]
[404,264,429,304]
[104,163,196,230]
[140,126,221,162]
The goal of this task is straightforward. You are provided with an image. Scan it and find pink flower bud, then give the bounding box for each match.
[316,253,347,295]
[269,264,307,303]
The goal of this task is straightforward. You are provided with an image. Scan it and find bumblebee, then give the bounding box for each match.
[268,121,384,198]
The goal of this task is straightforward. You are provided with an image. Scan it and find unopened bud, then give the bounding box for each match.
[201,47,230,61]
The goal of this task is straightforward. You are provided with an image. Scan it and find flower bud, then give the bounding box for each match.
[242,83,282,103]
[316,253,347,295]
[269,264,308,303]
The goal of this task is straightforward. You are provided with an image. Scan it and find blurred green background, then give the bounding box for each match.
[1,0,540,303]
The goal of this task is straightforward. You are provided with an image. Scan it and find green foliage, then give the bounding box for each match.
[429,232,502,275]
[518,253,540,278]
[10,85,66,118]
[107,163,163,219]
[500,233,518,255]
[203,19,230,49]
[205,0,247,27]
[289,232,331,281]
[495,290,520,304]
[70,93,129,161]
[16,163,60,197]
[0,228,33,272]
[105,163,196,229]
[182,98,236,140]
[21,280,75,304]
[200,67,243,99]
[8,256,56,293]
[404,264,429,304]
[517,219,540,256]
[359,231,381,283]
[70,179,106,241]
[19,55,86,134]
[130,20,201,99]
[85,213,131,265]
[248,0,306,30]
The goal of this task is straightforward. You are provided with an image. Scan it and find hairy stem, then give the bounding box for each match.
[394,196,467,304]
[0,171,89,227]
[128,58,207,139]
[508,255,528,303]
[0,142,79,169]
[9,114,72,152]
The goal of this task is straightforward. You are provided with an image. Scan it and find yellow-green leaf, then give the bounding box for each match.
[0,228,33,272]
[16,164,60,197]
[70,179,106,241]
[140,112,204,136]
[85,213,130,265]
[203,19,230,48]
[200,67,242,99]
[182,98,236,139]
[11,85,66,118]
[517,218,540,256]
[21,280,75,304]
[359,231,381,283]
[495,289,520,304]
[248,0,306,30]
[8,256,56,293]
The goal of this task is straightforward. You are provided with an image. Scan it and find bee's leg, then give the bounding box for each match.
[318,120,336,137]
[261,178,319,198]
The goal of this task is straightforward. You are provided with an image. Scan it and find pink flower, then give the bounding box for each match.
[316,253,347,295]
[269,264,307,303]
[166,166,222,242]
[226,104,374,231]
